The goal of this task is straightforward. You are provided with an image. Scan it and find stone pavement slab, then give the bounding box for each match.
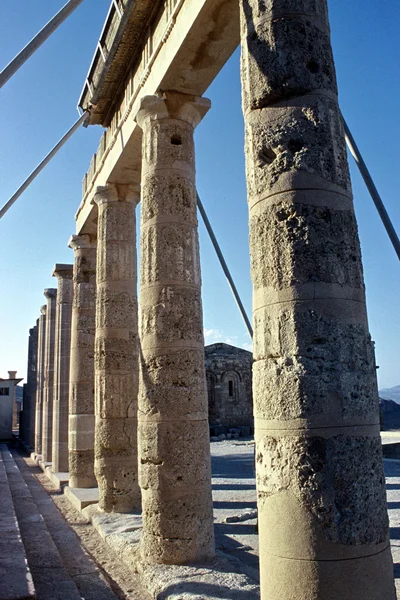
[64,485,99,510]
[0,445,35,600]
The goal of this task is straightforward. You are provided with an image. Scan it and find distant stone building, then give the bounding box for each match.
[0,371,23,439]
[205,343,253,430]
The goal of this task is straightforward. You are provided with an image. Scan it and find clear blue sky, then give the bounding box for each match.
[0,1,399,389]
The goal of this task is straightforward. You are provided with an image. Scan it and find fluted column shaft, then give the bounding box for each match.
[240,1,395,598]
[68,234,97,488]
[135,93,215,564]
[94,184,141,513]
[35,306,47,454]
[52,264,73,473]
[42,288,57,462]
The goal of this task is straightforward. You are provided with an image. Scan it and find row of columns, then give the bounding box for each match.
[19,4,395,592]
[21,93,214,565]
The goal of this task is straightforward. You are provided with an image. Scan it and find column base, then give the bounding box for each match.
[64,486,99,511]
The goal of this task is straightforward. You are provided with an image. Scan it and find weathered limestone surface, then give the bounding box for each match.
[240,1,395,598]
[34,306,47,455]
[52,264,73,473]
[20,325,38,446]
[42,288,57,463]
[68,234,97,489]
[205,343,253,428]
[136,93,215,564]
[94,183,141,513]
[28,323,39,448]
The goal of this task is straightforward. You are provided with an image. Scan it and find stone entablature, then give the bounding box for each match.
[76,0,239,234]
[205,343,253,429]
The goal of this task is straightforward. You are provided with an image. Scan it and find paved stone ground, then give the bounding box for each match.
[9,439,400,598]
[13,447,150,600]
[211,438,400,596]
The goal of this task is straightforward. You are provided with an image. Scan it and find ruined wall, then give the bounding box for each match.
[205,343,253,429]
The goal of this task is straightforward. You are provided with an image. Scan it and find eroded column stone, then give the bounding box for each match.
[240,1,395,598]
[68,234,97,488]
[94,183,141,513]
[28,323,39,449]
[42,288,57,463]
[136,93,215,564]
[34,306,47,455]
[52,264,73,473]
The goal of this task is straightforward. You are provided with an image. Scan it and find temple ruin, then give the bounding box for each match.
[15,0,396,598]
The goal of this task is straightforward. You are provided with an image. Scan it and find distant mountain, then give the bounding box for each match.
[380,398,400,431]
[379,385,400,404]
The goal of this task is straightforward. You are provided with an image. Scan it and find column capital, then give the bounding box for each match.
[93,183,140,207]
[52,264,73,279]
[44,288,57,300]
[68,234,96,251]
[136,92,210,129]
[40,305,47,316]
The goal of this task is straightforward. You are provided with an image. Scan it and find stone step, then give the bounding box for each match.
[10,449,122,600]
[1,445,82,600]
[0,444,35,600]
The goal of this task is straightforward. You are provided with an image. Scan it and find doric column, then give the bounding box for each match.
[52,264,73,473]
[35,306,47,455]
[42,288,57,463]
[240,2,395,599]
[28,323,39,448]
[68,234,97,488]
[94,183,141,513]
[135,93,214,564]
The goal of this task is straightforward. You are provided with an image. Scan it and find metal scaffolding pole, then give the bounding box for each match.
[0,0,84,89]
[0,111,89,220]
[343,118,400,261]
[196,192,253,339]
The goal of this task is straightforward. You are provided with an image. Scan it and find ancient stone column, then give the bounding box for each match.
[34,306,47,455]
[240,2,395,598]
[28,323,39,449]
[68,234,97,488]
[94,183,141,513]
[42,288,57,463]
[136,93,215,564]
[52,264,73,473]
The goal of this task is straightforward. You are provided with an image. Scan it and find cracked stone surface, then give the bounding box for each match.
[240,0,395,597]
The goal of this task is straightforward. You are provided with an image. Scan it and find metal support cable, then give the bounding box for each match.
[196,192,253,339]
[0,111,89,220]
[0,0,84,89]
[343,118,400,262]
